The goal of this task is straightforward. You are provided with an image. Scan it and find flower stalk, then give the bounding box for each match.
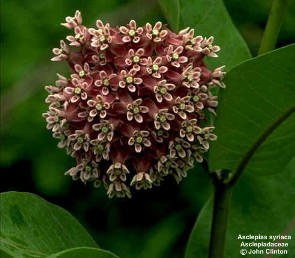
[208,177,232,258]
[258,0,290,55]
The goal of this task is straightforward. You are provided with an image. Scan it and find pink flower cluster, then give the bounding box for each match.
[43,10,225,198]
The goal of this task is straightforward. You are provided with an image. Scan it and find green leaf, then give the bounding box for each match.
[158,0,180,31]
[209,44,295,178]
[185,156,295,258]
[0,192,98,258]
[0,250,12,258]
[159,0,251,69]
[47,247,119,258]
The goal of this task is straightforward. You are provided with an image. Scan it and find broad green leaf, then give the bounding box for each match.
[158,0,180,31]
[185,156,295,258]
[0,192,98,258]
[47,247,119,258]
[159,0,251,69]
[209,44,295,176]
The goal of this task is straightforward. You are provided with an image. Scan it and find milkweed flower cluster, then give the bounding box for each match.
[43,10,225,198]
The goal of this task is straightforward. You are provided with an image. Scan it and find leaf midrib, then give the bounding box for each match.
[227,105,295,186]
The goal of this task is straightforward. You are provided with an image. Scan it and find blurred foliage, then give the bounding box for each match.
[0,0,294,257]
[0,192,99,257]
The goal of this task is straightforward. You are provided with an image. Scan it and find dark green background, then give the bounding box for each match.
[1,1,294,257]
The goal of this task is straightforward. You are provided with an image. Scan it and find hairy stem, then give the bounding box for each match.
[208,180,232,258]
[258,0,290,55]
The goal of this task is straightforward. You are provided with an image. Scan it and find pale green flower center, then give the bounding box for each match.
[159,86,167,95]
[133,106,139,114]
[172,53,179,60]
[152,64,159,71]
[159,115,166,123]
[103,79,110,86]
[193,95,199,102]
[74,87,82,94]
[187,126,193,133]
[136,136,143,143]
[152,29,159,36]
[187,74,194,81]
[126,76,133,84]
[85,165,92,172]
[97,144,105,153]
[128,29,136,37]
[133,55,140,63]
[99,35,106,42]
[79,71,85,77]
[175,144,182,151]
[77,137,84,143]
[102,126,109,134]
[157,130,164,136]
[96,103,103,110]
[179,103,186,110]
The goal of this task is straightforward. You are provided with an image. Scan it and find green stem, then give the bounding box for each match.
[208,180,232,258]
[258,0,290,55]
